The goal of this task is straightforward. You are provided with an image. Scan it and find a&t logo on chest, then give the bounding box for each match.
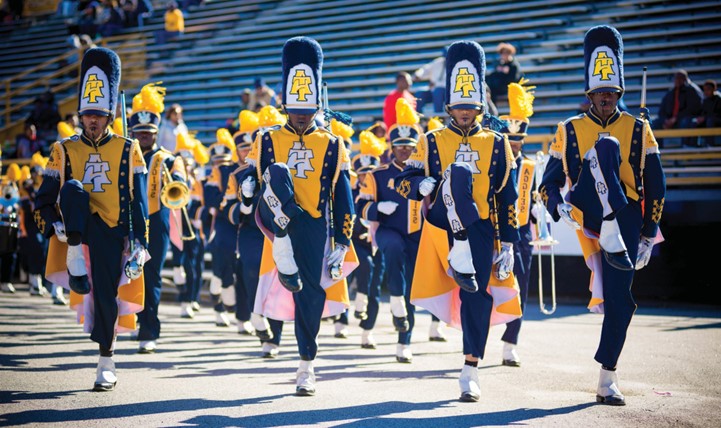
[454,143,481,173]
[82,153,111,192]
[287,141,315,179]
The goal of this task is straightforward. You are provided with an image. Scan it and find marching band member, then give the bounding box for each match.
[0,164,21,294]
[34,47,149,391]
[397,40,521,402]
[539,25,666,405]
[204,128,244,328]
[349,127,385,349]
[129,83,187,354]
[239,36,357,396]
[358,98,424,363]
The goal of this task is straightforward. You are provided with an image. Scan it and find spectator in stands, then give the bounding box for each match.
[135,0,152,27]
[15,124,41,159]
[57,0,78,17]
[8,0,23,21]
[76,0,100,37]
[226,88,252,134]
[156,0,183,44]
[697,79,721,147]
[652,69,703,147]
[485,85,499,117]
[62,113,82,135]
[157,103,188,152]
[413,46,447,115]
[121,0,138,27]
[486,42,524,105]
[248,77,276,110]
[25,90,61,152]
[98,0,125,37]
[383,72,416,130]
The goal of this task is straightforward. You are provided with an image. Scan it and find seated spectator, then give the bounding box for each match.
[156,1,183,44]
[485,85,499,117]
[226,88,252,134]
[486,42,524,105]
[652,69,703,147]
[697,79,721,147]
[25,91,61,152]
[157,103,188,152]
[383,71,416,130]
[77,0,100,38]
[15,124,42,159]
[98,0,125,37]
[135,0,152,27]
[248,77,276,109]
[413,47,447,115]
[121,0,138,27]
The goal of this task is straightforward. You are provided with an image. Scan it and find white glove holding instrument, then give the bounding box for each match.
[493,242,514,280]
[241,176,256,198]
[419,177,437,197]
[377,201,398,215]
[327,243,348,268]
[635,236,654,270]
[557,203,581,230]
[53,221,67,243]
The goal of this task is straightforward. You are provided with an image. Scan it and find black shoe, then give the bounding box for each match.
[460,391,480,402]
[92,381,116,392]
[429,336,447,342]
[603,250,634,271]
[502,359,521,367]
[361,343,377,350]
[68,272,91,295]
[354,310,368,321]
[596,394,626,406]
[278,272,303,293]
[451,269,479,293]
[393,316,409,333]
[256,329,273,341]
[295,386,315,396]
[396,356,412,364]
[334,331,348,339]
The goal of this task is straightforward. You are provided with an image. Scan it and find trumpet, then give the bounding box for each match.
[161,162,197,241]
[529,151,559,315]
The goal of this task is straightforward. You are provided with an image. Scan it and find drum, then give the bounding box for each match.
[0,213,19,255]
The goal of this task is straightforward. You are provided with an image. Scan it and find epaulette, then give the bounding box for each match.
[563,113,586,125]
[426,127,444,136]
[233,163,250,174]
[372,163,391,172]
[60,134,80,144]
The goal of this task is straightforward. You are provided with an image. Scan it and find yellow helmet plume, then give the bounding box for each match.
[57,121,76,139]
[175,132,195,154]
[507,78,535,120]
[258,105,286,128]
[30,152,48,169]
[238,110,260,134]
[427,116,444,131]
[331,118,354,141]
[358,131,386,157]
[215,128,237,162]
[132,82,166,115]
[192,137,210,165]
[111,117,124,136]
[5,163,21,182]
[20,166,31,182]
[395,98,419,126]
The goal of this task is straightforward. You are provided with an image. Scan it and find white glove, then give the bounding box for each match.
[241,176,256,198]
[191,219,203,229]
[131,241,147,267]
[493,242,514,280]
[531,202,552,223]
[209,207,217,216]
[377,201,398,215]
[327,243,349,268]
[53,221,67,243]
[419,177,437,197]
[557,203,581,230]
[239,202,252,215]
[635,236,654,270]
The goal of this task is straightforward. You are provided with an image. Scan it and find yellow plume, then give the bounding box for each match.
[20,166,31,182]
[30,152,48,169]
[112,117,125,136]
[215,128,238,162]
[175,132,195,153]
[427,116,444,131]
[331,119,354,140]
[507,78,535,120]
[57,121,76,139]
[132,82,166,115]
[192,138,210,165]
[6,163,21,182]
[258,105,287,128]
[239,110,260,134]
[395,98,419,126]
[359,131,386,157]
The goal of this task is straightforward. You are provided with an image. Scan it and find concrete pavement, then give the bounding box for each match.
[1,285,720,427]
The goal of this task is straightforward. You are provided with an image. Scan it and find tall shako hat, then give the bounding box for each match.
[444,40,485,111]
[584,25,624,95]
[129,82,165,133]
[78,47,121,119]
[282,36,323,115]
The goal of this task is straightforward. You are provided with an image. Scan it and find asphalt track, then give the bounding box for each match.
[1,284,720,428]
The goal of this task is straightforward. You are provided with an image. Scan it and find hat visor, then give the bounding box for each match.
[131,125,159,133]
[391,138,418,146]
[447,102,483,110]
[285,107,318,115]
[79,108,112,117]
[587,87,623,94]
[236,143,252,150]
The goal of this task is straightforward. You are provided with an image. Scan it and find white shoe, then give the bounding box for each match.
[429,320,447,342]
[361,329,376,349]
[273,235,298,275]
[448,238,476,275]
[502,342,521,367]
[93,356,117,391]
[459,364,481,402]
[66,244,87,277]
[395,344,413,363]
[29,274,47,296]
[296,360,316,396]
[334,322,349,339]
[172,266,186,285]
[261,342,279,358]
[138,340,156,354]
[215,311,231,327]
[191,301,201,312]
[180,302,195,319]
[1,282,16,293]
[597,368,625,405]
[238,320,255,335]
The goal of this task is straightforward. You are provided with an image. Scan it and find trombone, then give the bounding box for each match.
[529,151,559,315]
[161,162,197,241]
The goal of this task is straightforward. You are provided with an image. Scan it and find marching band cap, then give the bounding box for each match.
[282,36,323,115]
[584,25,624,95]
[129,83,166,133]
[444,40,485,111]
[388,98,421,146]
[233,110,259,150]
[78,47,121,119]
